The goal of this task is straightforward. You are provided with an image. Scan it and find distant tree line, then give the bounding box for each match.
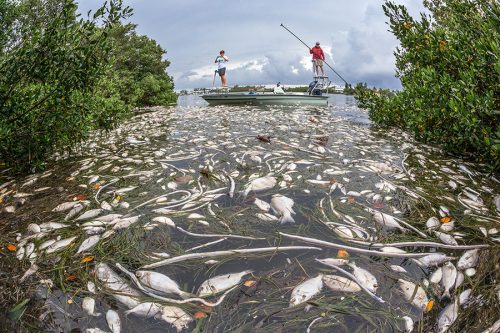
[0,0,176,172]
[355,0,499,171]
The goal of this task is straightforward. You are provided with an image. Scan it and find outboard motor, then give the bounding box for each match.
[308,81,322,96]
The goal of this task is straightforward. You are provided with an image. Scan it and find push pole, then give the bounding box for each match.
[280,23,349,85]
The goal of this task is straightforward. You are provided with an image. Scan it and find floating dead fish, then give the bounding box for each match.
[159,306,193,332]
[441,262,457,300]
[390,265,407,273]
[65,203,85,221]
[457,249,479,270]
[52,201,79,212]
[45,236,77,254]
[254,198,270,212]
[95,263,141,309]
[39,222,68,232]
[397,279,429,311]
[270,194,295,224]
[290,274,323,306]
[242,176,277,197]
[76,235,101,254]
[348,262,378,293]
[323,274,361,292]
[416,253,455,267]
[20,263,38,283]
[402,316,414,333]
[437,299,459,333]
[197,270,252,297]
[76,209,104,221]
[125,302,163,318]
[459,289,472,306]
[82,297,100,317]
[430,267,443,284]
[316,258,349,267]
[152,216,175,227]
[434,231,458,246]
[372,211,406,232]
[136,270,192,299]
[112,216,141,230]
[106,309,121,333]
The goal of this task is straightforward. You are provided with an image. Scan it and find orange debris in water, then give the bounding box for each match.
[243,280,257,287]
[66,275,77,282]
[6,244,17,252]
[440,216,452,223]
[194,311,207,319]
[93,183,101,190]
[347,196,355,204]
[76,194,86,201]
[425,299,434,312]
[81,256,94,263]
[337,249,349,258]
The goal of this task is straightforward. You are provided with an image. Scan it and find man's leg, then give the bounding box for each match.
[222,74,227,87]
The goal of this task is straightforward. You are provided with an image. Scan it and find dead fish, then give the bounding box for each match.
[106,309,121,333]
[323,274,361,292]
[380,247,407,254]
[442,262,457,300]
[152,216,175,227]
[39,222,69,232]
[45,236,77,254]
[20,263,38,283]
[136,270,192,299]
[464,268,476,276]
[82,297,100,317]
[76,209,104,221]
[348,262,378,293]
[270,194,295,224]
[434,231,458,246]
[242,176,277,197]
[52,201,79,212]
[372,211,406,232]
[290,274,324,306]
[159,306,193,332]
[459,289,472,306]
[402,316,414,333]
[87,281,97,294]
[197,270,253,297]
[101,201,113,211]
[254,198,270,212]
[457,249,479,270]
[316,258,349,267]
[417,253,455,267]
[397,279,429,311]
[84,329,108,333]
[437,299,459,333]
[390,265,408,273]
[39,239,56,250]
[97,214,123,222]
[27,223,41,234]
[64,203,85,221]
[430,267,443,284]
[95,263,141,309]
[125,302,163,318]
[256,212,279,222]
[76,235,101,254]
[112,216,141,230]
[455,271,464,289]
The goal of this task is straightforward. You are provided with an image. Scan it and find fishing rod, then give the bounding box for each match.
[280,23,349,85]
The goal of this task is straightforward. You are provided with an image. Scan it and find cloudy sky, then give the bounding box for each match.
[78,0,426,90]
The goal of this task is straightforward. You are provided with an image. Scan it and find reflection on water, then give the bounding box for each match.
[1,95,498,332]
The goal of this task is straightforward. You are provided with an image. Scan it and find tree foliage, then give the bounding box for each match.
[0,0,176,172]
[355,0,499,171]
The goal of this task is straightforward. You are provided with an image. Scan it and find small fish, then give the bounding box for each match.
[76,235,101,254]
[380,247,407,254]
[254,198,270,212]
[430,267,443,284]
[441,262,457,300]
[106,309,121,333]
[455,271,464,289]
[316,258,349,267]
[45,236,77,254]
[64,203,85,221]
[39,222,69,232]
[402,316,413,333]
[323,274,361,292]
[417,253,455,267]
[152,216,175,227]
[372,211,406,232]
[20,263,38,283]
[95,263,141,309]
[97,214,123,222]
[112,216,141,230]
[256,213,279,222]
[76,209,104,221]
[456,249,479,270]
[348,262,378,293]
[243,176,277,197]
[464,268,476,276]
[434,231,458,246]
[136,270,192,299]
[125,302,163,318]
[397,279,429,311]
[159,306,193,332]
[197,270,253,297]
[390,265,407,273]
[459,289,472,306]
[437,299,459,333]
[270,194,295,224]
[82,297,100,317]
[52,201,78,212]
[290,274,324,306]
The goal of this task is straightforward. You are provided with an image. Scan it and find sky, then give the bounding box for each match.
[78,0,426,90]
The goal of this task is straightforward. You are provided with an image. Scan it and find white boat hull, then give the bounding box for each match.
[201,93,328,106]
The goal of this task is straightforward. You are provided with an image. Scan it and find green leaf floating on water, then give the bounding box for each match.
[9,299,30,322]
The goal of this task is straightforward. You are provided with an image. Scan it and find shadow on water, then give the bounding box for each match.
[0,94,498,332]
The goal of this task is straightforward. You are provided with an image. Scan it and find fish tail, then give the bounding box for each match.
[280,213,295,224]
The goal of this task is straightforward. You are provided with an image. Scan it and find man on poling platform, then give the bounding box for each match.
[310,42,325,77]
[215,50,229,87]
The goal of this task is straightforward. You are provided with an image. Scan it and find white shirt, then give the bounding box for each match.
[215,55,228,70]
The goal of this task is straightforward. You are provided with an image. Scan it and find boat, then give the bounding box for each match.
[201,76,331,106]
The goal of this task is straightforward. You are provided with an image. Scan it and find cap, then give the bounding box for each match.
[315,42,320,45]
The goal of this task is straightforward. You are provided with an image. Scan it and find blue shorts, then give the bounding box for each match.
[218,68,226,76]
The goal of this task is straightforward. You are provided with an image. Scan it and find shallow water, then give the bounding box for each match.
[1,94,498,332]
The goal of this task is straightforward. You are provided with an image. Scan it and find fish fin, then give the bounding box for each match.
[280,213,295,224]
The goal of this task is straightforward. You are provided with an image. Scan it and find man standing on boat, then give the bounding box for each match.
[215,50,229,87]
[310,42,325,77]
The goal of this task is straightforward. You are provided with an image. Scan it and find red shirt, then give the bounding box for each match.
[310,46,325,60]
